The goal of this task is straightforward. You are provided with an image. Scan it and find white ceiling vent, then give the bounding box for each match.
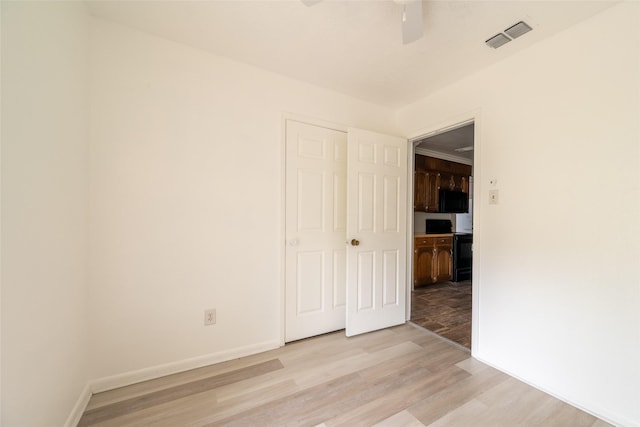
[485,20,533,49]
[485,33,512,49]
[504,21,533,39]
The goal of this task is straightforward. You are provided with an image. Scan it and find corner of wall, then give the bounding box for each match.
[63,383,92,427]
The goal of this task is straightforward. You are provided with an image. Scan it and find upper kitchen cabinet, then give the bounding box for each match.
[414,155,472,212]
[414,170,440,212]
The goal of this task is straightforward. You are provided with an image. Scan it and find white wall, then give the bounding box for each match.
[1,2,90,426]
[88,18,397,382]
[398,2,640,426]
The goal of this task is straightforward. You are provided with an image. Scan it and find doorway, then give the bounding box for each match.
[409,121,474,349]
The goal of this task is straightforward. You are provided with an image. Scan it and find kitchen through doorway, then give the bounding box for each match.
[410,122,474,349]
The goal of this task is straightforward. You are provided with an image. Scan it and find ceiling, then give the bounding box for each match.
[85,0,618,109]
[416,123,474,161]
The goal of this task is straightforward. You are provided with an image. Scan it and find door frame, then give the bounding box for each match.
[280,111,481,356]
[406,110,481,356]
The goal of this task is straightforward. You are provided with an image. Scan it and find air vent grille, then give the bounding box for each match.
[485,20,533,49]
[485,33,511,49]
[504,21,532,39]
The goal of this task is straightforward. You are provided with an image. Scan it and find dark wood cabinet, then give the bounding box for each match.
[439,172,469,193]
[414,243,435,287]
[433,237,453,283]
[425,171,440,212]
[414,155,471,212]
[414,170,427,211]
[414,235,453,286]
[414,170,441,212]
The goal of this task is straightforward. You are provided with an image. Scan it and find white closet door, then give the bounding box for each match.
[345,128,407,337]
[285,120,347,342]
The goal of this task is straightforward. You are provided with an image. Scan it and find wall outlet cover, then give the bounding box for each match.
[204,308,216,326]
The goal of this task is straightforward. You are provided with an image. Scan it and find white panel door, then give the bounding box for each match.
[285,120,347,342]
[345,128,407,336]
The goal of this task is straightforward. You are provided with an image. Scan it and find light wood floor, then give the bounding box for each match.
[79,324,611,426]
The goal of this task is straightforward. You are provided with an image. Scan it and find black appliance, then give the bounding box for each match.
[439,189,469,213]
[425,219,452,234]
[453,233,473,282]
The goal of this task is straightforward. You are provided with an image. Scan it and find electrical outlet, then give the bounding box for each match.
[204,309,216,326]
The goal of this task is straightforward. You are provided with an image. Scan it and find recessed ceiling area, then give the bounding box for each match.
[416,123,474,161]
[84,0,619,108]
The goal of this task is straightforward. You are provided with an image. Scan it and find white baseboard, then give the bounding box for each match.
[473,355,637,427]
[89,339,281,394]
[63,382,92,427]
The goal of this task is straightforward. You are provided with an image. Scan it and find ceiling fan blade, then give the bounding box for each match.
[401,0,424,44]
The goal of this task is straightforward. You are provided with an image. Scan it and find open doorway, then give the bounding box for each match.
[409,122,474,349]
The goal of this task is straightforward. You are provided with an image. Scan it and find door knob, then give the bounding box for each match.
[350,239,360,246]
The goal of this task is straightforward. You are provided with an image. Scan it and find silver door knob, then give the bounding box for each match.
[288,239,299,247]
[350,239,360,246]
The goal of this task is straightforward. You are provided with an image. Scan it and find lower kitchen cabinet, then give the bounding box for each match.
[414,243,435,287]
[414,235,453,286]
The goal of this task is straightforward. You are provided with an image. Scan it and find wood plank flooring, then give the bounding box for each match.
[411,281,472,348]
[79,324,611,427]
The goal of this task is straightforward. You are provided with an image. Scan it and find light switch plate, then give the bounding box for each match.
[489,190,499,205]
